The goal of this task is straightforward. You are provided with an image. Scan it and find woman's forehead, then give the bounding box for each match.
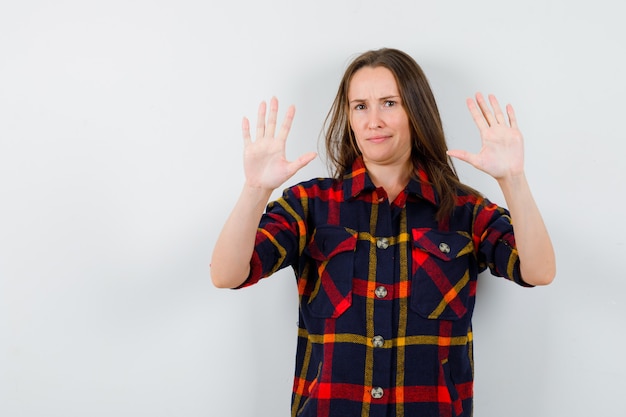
[348,66,400,100]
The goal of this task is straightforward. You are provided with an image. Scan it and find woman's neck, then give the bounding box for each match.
[365,161,412,202]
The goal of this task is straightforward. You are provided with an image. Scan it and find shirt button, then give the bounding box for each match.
[375,286,388,299]
[371,387,384,399]
[439,242,451,254]
[376,238,389,250]
[372,335,385,348]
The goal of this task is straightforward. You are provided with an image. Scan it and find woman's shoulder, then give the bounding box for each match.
[453,185,510,216]
[283,176,343,194]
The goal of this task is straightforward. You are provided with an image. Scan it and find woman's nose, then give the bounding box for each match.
[368,109,383,129]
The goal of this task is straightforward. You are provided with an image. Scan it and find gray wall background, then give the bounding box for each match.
[1,0,624,416]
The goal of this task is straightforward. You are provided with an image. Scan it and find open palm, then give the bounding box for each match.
[448,93,524,180]
[242,97,317,190]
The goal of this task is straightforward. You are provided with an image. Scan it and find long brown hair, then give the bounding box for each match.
[324,48,480,221]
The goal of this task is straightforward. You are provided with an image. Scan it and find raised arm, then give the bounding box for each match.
[210,97,317,288]
[447,93,556,286]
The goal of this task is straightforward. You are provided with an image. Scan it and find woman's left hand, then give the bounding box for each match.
[447,93,524,180]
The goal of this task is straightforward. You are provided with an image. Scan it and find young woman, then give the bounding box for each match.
[211,48,555,417]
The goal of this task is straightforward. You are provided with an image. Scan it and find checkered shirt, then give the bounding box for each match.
[241,157,529,417]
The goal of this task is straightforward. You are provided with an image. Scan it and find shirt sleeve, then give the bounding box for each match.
[473,198,533,288]
[237,185,307,289]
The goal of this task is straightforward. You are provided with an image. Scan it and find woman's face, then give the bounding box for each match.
[348,66,412,169]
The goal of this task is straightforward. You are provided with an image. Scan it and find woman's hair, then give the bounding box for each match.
[324,47,480,221]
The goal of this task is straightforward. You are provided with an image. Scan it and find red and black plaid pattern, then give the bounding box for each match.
[242,157,528,417]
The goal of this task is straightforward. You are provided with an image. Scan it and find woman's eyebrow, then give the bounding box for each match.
[379,95,401,100]
[349,95,400,104]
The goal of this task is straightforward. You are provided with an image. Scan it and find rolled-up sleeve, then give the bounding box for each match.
[474,199,531,287]
[238,187,306,288]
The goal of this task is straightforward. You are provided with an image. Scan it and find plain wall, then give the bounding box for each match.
[1,0,624,416]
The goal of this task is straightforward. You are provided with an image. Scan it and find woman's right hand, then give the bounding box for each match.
[242,97,317,190]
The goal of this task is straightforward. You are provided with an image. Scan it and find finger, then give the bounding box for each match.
[475,92,497,126]
[447,149,470,162]
[265,96,279,138]
[466,97,489,130]
[506,103,518,129]
[277,105,296,143]
[242,117,251,145]
[286,152,318,176]
[256,101,267,140]
[488,94,506,125]
[447,149,479,168]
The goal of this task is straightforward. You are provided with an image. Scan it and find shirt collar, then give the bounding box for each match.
[342,157,440,206]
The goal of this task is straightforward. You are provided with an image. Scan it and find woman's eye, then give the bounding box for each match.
[384,100,396,107]
[354,103,366,110]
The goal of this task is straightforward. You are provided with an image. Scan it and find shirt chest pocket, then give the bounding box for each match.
[410,228,475,321]
[304,226,357,319]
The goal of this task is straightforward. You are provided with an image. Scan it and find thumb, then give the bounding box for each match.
[287,152,318,175]
[447,149,475,165]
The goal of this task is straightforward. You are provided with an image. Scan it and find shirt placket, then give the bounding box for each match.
[367,192,397,413]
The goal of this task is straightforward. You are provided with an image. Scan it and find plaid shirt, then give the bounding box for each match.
[241,157,528,417]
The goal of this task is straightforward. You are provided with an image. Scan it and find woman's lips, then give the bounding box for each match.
[367,135,391,144]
